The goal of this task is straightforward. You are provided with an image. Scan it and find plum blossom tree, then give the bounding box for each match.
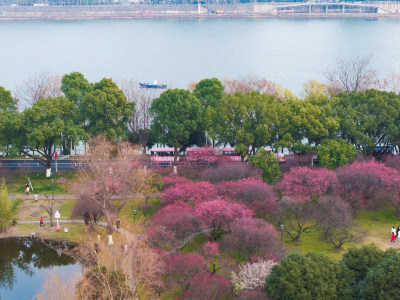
[316,196,358,248]
[278,167,338,203]
[159,174,191,189]
[203,241,220,274]
[186,147,218,164]
[166,253,207,291]
[216,178,276,215]
[148,202,202,250]
[336,160,400,216]
[195,199,254,240]
[74,136,148,244]
[161,181,218,206]
[231,260,277,293]
[276,200,318,242]
[184,273,232,300]
[222,218,278,263]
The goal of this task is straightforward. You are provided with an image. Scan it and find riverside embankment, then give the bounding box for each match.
[0,3,399,20]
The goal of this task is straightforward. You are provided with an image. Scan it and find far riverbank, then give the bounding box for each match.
[0,4,399,20]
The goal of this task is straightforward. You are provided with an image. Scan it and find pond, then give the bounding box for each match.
[0,237,81,300]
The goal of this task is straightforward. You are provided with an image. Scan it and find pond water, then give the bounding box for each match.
[0,237,81,300]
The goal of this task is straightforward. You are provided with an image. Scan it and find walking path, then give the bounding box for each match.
[16,219,132,238]
[10,193,147,200]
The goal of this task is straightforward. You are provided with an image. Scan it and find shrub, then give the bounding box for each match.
[202,163,261,183]
[223,218,278,263]
[316,138,357,170]
[231,260,277,292]
[278,167,338,202]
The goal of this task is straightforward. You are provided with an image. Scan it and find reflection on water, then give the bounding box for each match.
[0,237,79,300]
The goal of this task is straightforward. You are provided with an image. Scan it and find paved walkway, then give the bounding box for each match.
[16,219,132,238]
[10,193,149,200]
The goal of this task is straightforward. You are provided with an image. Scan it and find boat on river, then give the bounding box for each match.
[365,17,378,21]
[139,80,167,89]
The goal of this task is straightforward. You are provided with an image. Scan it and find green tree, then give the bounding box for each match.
[358,254,400,300]
[316,139,357,169]
[248,148,281,183]
[61,72,93,106]
[333,90,400,154]
[150,89,203,165]
[340,244,387,284]
[0,86,18,112]
[15,97,85,170]
[0,178,22,232]
[276,95,339,153]
[193,78,224,109]
[80,78,134,141]
[214,91,278,160]
[266,252,353,300]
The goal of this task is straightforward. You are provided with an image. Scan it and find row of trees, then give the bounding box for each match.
[1,58,399,170]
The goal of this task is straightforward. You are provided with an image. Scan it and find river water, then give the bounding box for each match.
[1,18,400,94]
[0,237,80,300]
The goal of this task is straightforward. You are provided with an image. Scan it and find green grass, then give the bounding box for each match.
[59,199,78,219]
[182,234,209,253]
[283,208,400,260]
[7,170,76,194]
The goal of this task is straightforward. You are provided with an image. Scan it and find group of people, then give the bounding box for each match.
[390,225,400,244]
[84,212,97,226]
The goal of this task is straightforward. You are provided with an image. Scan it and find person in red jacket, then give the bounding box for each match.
[40,217,44,227]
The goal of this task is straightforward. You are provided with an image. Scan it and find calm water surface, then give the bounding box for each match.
[1,18,400,94]
[0,237,80,300]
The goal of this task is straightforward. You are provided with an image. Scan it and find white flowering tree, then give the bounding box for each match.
[231,260,277,293]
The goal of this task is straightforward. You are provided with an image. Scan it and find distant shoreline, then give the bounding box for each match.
[0,13,398,21]
[0,4,399,21]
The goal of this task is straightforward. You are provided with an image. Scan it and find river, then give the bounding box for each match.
[1,17,400,95]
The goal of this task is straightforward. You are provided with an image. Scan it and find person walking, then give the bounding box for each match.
[40,217,44,227]
[25,184,29,195]
[391,226,396,244]
[116,217,121,229]
[34,192,38,202]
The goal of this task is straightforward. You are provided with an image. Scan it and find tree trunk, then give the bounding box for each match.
[174,146,178,166]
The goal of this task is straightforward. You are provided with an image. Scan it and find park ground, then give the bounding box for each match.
[2,169,400,298]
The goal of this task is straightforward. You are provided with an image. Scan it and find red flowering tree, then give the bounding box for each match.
[336,160,400,216]
[195,198,254,240]
[161,181,218,205]
[216,178,276,215]
[147,202,202,250]
[222,218,278,264]
[203,241,220,274]
[186,147,218,163]
[278,167,338,202]
[159,174,191,189]
[184,273,233,300]
[166,253,207,291]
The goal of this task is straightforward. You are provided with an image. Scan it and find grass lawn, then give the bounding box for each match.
[17,199,78,220]
[182,234,209,253]
[7,170,76,195]
[283,208,400,260]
